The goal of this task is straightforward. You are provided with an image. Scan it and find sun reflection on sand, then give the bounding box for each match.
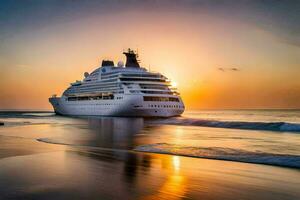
[143,155,187,200]
[172,156,180,172]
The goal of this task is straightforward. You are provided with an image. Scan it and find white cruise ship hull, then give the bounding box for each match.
[49,94,184,117]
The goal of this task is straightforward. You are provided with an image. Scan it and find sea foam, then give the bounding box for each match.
[148,118,300,132]
[135,143,300,168]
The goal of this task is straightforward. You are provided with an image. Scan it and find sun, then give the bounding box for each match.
[171,81,178,88]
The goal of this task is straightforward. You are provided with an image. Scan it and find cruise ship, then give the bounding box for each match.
[49,49,185,117]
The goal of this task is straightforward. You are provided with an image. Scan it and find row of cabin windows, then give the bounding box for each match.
[120,78,166,82]
[121,74,162,78]
[79,82,119,87]
[66,89,122,94]
[76,88,120,92]
[148,104,182,108]
[143,96,179,102]
[142,91,174,95]
[128,90,174,95]
[67,95,114,101]
[140,86,168,90]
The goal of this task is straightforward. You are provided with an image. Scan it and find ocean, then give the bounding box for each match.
[0,110,300,199]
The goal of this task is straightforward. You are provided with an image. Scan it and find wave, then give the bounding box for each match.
[37,138,130,154]
[37,138,74,146]
[147,118,300,132]
[0,111,54,118]
[0,121,49,127]
[134,143,300,168]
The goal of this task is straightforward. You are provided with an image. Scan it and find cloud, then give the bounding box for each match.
[218,67,240,72]
[231,68,239,71]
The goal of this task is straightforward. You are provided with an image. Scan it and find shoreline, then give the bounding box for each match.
[0,131,298,170]
[37,137,300,170]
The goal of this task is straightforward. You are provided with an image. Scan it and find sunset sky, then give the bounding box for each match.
[0,0,299,110]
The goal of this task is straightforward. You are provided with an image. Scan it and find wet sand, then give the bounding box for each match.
[0,136,65,159]
[0,135,299,200]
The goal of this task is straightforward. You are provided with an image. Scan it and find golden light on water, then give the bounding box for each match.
[162,156,185,198]
[172,156,181,172]
[144,155,186,200]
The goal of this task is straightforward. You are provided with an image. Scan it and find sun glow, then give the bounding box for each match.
[172,156,181,172]
[171,81,178,88]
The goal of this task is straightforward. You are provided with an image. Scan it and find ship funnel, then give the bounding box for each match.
[101,60,114,67]
[123,48,140,68]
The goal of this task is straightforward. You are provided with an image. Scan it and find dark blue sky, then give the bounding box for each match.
[0,0,299,46]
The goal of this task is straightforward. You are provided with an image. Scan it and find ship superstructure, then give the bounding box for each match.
[49,49,185,117]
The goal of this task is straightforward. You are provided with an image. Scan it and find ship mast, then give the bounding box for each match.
[123,48,140,68]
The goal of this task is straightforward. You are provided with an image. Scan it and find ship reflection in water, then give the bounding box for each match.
[0,116,300,200]
[85,117,144,149]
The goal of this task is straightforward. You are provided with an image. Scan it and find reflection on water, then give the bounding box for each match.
[155,174,186,200]
[69,145,188,199]
[86,117,144,149]
[36,117,145,150]
[143,156,187,200]
[172,156,181,172]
